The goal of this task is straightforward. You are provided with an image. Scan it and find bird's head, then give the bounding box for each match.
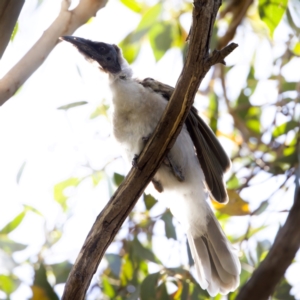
[60,36,122,74]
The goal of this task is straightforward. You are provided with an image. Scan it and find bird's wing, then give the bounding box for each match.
[139,78,230,203]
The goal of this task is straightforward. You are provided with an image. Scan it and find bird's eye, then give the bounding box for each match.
[99,46,105,52]
[106,57,111,61]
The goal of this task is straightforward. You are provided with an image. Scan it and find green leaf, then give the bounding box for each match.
[149,22,173,61]
[0,209,26,234]
[258,0,288,37]
[190,282,210,299]
[132,237,157,263]
[24,204,43,216]
[226,175,240,189]
[236,67,257,119]
[233,226,267,243]
[50,261,73,284]
[16,161,26,184]
[102,275,116,298]
[276,149,297,165]
[10,21,19,42]
[273,278,294,300]
[90,104,109,119]
[144,194,157,210]
[157,282,169,300]
[246,119,261,134]
[140,272,160,300]
[281,81,297,92]
[32,263,59,300]
[119,3,162,63]
[161,210,177,240]
[106,253,121,277]
[135,3,162,35]
[208,93,218,133]
[57,101,88,110]
[113,173,124,186]
[119,34,142,64]
[180,281,190,300]
[0,236,27,253]
[272,121,299,138]
[293,41,300,55]
[245,106,262,134]
[252,200,269,215]
[120,0,143,13]
[120,254,133,285]
[0,275,20,296]
[91,171,104,186]
[53,177,80,211]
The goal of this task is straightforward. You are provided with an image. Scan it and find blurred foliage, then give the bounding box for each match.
[1,0,299,299]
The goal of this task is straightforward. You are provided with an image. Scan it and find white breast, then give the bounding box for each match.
[110,78,167,158]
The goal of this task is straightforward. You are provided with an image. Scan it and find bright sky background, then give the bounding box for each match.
[0,0,300,299]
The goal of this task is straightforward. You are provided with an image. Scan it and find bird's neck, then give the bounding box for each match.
[109,52,133,82]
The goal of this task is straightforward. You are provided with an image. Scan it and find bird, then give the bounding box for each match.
[60,36,241,296]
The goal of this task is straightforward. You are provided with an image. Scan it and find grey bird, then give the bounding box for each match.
[60,36,241,296]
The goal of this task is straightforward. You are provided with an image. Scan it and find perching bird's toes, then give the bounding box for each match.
[132,154,140,169]
[164,154,185,182]
[152,179,163,193]
[142,134,151,143]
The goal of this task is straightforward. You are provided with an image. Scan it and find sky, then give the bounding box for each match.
[0,0,300,299]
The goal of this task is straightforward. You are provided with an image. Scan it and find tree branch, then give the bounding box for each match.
[0,0,25,59]
[236,184,300,300]
[217,0,253,49]
[61,0,237,299]
[0,0,108,106]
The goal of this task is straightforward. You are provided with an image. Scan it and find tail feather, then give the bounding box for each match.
[187,233,211,290]
[206,214,241,276]
[187,213,240,296]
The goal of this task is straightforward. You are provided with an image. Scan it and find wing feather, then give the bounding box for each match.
[139,78,230,203]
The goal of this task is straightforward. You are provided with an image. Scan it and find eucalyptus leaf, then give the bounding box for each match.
[140,272,160,300]
[0,209,26,235]
[259,0,288,37]
[272,121,298,138]
[57,101,88,110]
[161,210,177,239]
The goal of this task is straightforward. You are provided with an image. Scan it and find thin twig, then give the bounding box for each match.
[0,0,108,106]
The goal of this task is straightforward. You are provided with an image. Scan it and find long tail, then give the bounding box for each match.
[187,211,241,296]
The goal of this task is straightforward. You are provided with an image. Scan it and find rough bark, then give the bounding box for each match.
[61,0,237,299]
[0,0,25,59]
[236,184,300,300]
[0,0,108,106]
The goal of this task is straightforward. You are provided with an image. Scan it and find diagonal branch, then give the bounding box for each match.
[0,0,25,59]
[0,0,108,106]
[61,0,237,299]
[236,181,300,300]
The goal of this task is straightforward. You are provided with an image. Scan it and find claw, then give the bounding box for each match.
[132,154,139,168]
[152,179,163,193]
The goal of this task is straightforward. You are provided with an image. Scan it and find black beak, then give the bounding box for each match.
[60,36,89,48]
[60,36,121,74]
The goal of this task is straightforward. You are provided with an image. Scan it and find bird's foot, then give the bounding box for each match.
[132,154,140,169]
[152,179,163,193]
[142,134,151,144]
[164,154,185,182]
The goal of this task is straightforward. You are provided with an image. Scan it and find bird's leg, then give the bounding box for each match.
[164,155,185,182]
[142,134,185,182]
